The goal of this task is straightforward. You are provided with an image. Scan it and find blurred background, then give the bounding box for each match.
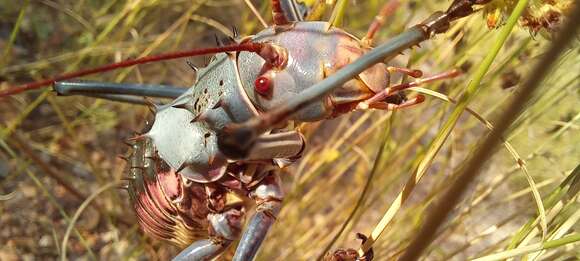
[0,0,578,260]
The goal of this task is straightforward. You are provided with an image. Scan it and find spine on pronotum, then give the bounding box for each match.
[0,1,490,260]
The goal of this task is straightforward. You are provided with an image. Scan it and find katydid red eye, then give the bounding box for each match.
[254,76,271,95]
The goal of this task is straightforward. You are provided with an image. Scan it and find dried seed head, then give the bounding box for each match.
[483,0,573,38]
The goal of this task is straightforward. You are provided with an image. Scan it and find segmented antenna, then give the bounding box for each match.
[0,42,273,97]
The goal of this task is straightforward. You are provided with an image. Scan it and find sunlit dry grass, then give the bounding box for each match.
[0,0,578,260]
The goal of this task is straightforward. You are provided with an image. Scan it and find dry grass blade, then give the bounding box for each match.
[472,233,580,261]
[113,3,206,82]
[61,181,121,261]
[0,0,28,70]
[328,0,348,27]
[40,0,94,33]
[0,190,17,201]
[410,86,547,240]
[359,0,531,254]
[506,164,580,255]
[243,0,268,28]
[0,139,97,260]
[399,1,580,259]
[317,112,395,259]
[10,134,86,201]
[1,89,51,139]
[528,208,580,259]
[190,14,233,38]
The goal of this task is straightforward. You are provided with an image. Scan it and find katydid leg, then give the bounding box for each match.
[363,0,401,46]
[246,131,305,161]
[173,239,231,261]
[173,207,244,261]
[233,172,283,261]
[386,66,423,78]
[358,69,461,109]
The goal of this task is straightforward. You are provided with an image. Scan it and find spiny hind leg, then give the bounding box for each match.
[233,172,284,261]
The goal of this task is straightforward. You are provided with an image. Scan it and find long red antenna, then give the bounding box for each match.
[0,42,268,97]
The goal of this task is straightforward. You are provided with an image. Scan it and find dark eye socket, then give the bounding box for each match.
[254,75,271,95]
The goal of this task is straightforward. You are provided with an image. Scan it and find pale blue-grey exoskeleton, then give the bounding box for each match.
[10,0,489,260]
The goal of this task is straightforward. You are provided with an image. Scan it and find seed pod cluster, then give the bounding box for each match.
[483,0,573,38]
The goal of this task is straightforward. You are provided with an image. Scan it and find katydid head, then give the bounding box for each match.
[238,21,392,122]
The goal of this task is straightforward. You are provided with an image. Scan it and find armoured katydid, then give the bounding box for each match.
[0,0,490,260]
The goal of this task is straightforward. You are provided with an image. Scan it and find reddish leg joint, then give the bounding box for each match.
[358,69,461,110]
[387,66,423,78]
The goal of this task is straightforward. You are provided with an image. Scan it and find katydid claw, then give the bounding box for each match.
[324,233,374,261]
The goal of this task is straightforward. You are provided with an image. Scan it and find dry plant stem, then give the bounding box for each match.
[113,3,202,82]
[46,96,110,185]
[1,89,51,139]
[527,206,580,259]
[1,39,156,74]
[190,14,233,39]
[398,2,580,260]
[466,167,577,259]
[40,0,95,33]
